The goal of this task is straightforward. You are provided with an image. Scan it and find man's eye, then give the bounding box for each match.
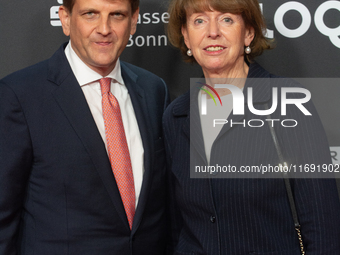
[84,12,95,17]
[112,13,124,19]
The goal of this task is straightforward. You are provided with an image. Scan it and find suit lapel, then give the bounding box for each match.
[173,88,207,165]
[48,45,128,228]
[120,63,153,233]
[189,88,208,165]
[216,62,272,140]
[175,62,272,162]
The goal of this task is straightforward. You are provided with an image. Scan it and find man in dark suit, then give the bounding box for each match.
[0,0,168,254]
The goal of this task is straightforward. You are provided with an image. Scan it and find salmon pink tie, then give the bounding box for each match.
[100,77,135,229]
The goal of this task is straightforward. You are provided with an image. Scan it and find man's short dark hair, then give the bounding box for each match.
[63,0,139,14]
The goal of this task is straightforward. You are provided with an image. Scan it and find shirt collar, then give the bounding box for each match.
[65,41,125,86]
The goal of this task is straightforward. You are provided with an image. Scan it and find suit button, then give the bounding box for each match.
[210,216,216,223]
[211,170,218,176]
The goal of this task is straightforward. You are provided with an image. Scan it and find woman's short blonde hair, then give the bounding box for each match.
[167,0,273,63]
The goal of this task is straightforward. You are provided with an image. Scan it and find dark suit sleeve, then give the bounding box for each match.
[292,178,340,254]
[163,105,183,255]
[0,81,32,254]
[159,79,175,254]
[161,78,170,113]
[278,86,340,254]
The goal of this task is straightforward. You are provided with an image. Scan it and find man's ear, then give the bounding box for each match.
[130,8,139,35]
[181,25,191,49]
[245,26,255,47]
[59,6,71,36]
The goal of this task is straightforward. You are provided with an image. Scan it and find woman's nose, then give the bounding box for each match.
[207,20,221,39]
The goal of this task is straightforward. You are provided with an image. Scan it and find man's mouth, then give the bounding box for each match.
[96,42,112,46]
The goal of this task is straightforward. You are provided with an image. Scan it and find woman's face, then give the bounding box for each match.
[182,10,254,77]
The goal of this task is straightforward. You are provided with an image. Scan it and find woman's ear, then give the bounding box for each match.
[181,26,191,49]
[245,26,255,46]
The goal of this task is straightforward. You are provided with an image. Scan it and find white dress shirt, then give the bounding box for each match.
[65,42,144,208]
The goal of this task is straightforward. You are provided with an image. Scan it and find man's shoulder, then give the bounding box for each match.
[1,44,69,91]
[120,61,163,82]
[120,61,168,100]
[1,44,66,84]
[1,59,49,85]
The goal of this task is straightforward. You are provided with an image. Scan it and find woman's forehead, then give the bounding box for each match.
[184,0,242,15]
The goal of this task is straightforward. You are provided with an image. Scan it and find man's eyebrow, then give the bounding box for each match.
[111,9,129,15]
[78,8,98,14]
[77,8,130,15]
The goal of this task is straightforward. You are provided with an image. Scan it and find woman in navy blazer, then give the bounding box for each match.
[163,0,340,254]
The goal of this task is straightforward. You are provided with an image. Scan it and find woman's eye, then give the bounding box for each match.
[223,17,233,23]
[194,19,204,25]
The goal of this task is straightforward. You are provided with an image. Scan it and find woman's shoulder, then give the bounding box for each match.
[248,61,284,79]
[164,90,191,119]
[249,61,303,88]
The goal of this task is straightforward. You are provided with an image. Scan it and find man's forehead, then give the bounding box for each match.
[74,0,131,8]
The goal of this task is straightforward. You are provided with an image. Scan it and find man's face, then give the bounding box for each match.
[59,0,138,76]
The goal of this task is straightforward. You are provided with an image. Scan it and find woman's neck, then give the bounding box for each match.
[202,61,249,97]
[203,60,249,79]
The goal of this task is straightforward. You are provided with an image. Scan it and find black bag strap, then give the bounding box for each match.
[265,104,305,254]
[266,118,300,227]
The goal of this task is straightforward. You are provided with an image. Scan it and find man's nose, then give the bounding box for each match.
[97,16,111,35]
